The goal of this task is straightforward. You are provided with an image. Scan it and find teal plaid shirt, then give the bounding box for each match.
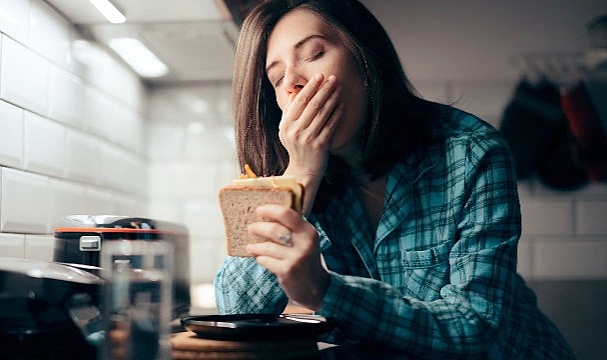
[215,107,574,359]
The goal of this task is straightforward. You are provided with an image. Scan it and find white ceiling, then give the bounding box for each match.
[45,0,238,85]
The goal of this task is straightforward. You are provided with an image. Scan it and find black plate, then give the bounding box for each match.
[181,314,335,341]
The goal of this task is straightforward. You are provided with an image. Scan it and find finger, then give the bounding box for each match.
[301,84,341,138]
[246,241,289,260]
[316,100,344,141]
[254,204,306,232]
[297,75,339,130]
[247,221,293,246]
[283,73,325,120]
[248,253,286,275]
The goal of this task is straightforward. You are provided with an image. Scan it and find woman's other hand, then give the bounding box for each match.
[245,204,330,311]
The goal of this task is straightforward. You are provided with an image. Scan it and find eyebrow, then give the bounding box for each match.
[265,34,327,74]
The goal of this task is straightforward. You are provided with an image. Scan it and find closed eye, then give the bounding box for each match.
[305,49,324,62]
[272,76,284,88]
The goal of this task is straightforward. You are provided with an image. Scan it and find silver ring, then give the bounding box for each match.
[279,232,293,246]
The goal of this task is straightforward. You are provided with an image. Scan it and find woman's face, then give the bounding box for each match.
[265,8,368,155]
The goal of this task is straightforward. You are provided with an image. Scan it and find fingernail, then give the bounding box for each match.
[314,73,324,81]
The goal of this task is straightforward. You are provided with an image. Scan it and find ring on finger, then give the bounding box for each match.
[278,232,293,247]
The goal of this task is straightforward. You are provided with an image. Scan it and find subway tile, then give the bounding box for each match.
[28,0,71,68]
[0,36,49,115]
[448,81,514,128]
[66,129,100,184]
[0,100,24,168]
[517,182,534,199]
[98,142,126,190]
[82,86,115,143]
[573,182,607,197]
[115,193,148,217]
[533,239,607,280]
[49,179,86,229]
[148,201,181,223]
[1,167,49,234]
[516,235,533,280]
[0,0,30,44]
[520,199,574,235]
[0,233,25,258]
[113,106,145,154]
[148,163,179,199]
[148,123,185,161]
[189,236,224,284]
[127,156,148,196]
[530,176,590,197]
[184,128,236,161]
[410,81,449,105]
[84,50,145,111]
[215,162,239,189]
[99,143,146,194]
[183,200,224,238]
[84,186,117,216]
[25,234,54,261]
[66,34,95,78]
[576,201,607,235]
[180,162,223,199]
[48,66,85,128]
[24,111,66,177]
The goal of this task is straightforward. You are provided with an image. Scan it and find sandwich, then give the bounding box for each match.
[218,165,304,257]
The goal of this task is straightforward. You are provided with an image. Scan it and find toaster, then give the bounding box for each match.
[54,215,191,318]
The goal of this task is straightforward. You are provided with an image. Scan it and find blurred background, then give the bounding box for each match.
[0,1,605,358]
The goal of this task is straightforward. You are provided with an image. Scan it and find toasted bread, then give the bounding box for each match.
[218,176,303,257]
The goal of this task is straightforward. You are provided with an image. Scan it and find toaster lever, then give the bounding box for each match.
[79,236,101,251]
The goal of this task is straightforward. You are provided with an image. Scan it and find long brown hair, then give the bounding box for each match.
[233,0,436,180]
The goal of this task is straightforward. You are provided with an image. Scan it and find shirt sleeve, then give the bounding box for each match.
[316,130,521,358]
[214,256,288,314]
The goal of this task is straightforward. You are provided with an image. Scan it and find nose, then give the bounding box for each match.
[284,67,306,96]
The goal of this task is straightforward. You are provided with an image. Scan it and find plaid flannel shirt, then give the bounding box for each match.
[214,106,574,359]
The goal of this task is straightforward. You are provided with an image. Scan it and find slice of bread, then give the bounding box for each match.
[218,185,297,257]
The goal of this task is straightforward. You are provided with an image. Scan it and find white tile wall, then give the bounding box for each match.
[0,100,24,168]
[0,0,29,44]
[576,201,607,235]
[24,110,66,177]
[534,237,607,280]
[147,85,237,285]
[49,178,86,228]
[0,167,49,234]
[25,234,54,261]
[520,199,575,235]
[66,129,100,184]
[28,0,71,68]
[0,36,49,115]
[0,233,25,258]
[48,67,86,128]
[0,0,147,264]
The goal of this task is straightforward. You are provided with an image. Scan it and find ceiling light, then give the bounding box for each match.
[88,0,126,24]
[108,38,169,78]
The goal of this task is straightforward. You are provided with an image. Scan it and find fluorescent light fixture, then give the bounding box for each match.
[88,0,126,24]
[108,37,169,78]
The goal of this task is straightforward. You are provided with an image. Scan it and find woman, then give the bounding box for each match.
[214,0,574,358]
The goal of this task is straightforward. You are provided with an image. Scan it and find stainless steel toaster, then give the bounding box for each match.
[53,215,191,318]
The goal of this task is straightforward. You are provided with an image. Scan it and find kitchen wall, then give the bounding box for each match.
[0,0,149,260]
[2,0,607,303]
[146,84,236,287]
